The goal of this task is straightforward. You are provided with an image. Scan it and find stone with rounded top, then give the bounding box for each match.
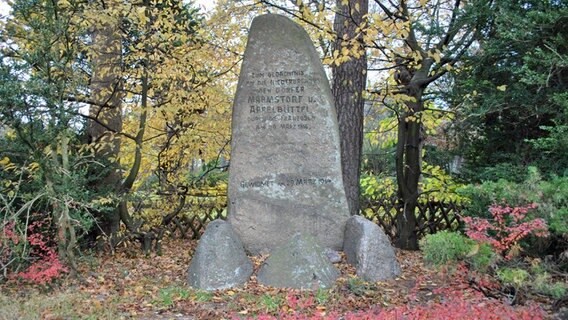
[187,219,253,290]
[344,215,401,282]
[227,13,349,255]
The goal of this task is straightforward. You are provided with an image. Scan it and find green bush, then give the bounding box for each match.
[421,231,474,266]
[468,243,497,272]
[421,231,498,272]
[497,267,530,288]
[533,273,567,300]
[460,163,529,183]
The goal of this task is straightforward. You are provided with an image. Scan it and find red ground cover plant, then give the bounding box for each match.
[462,203,548,259]
[10,220,68,285]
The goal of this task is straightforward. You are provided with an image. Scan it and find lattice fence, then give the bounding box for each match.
[167,204,227,239]
[360,197,463,240]
[166,197,463,241]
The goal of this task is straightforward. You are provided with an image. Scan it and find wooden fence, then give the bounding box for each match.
[165,197,463,241]
[360,197,463,240]
[167,204,227,239]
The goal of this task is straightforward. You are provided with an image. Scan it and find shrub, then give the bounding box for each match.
[497,267,530,288]
[460,163,529,183]
[462,203,549,260]
[420,231,474,265]
[533,272,567,300]
[458,167,568,237]
[468,242,497,272]
[12,219,68,285]
[2,215,69,285]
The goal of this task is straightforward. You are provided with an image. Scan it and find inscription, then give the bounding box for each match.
[245,69,318,131]
[248,95,303,104]
[239,177,334,189]
[249,105,308,113]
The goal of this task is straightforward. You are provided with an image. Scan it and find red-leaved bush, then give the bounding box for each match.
[462,203,548,259]
[10,220,68,285]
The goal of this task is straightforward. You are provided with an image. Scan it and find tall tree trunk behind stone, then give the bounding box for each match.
[88,15,123,239]
[332,0,368,216]
[394,88,424,250]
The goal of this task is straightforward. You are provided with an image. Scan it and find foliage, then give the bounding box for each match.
[1,212,69,285]
[420,230,496,273]
[0,0,116,268]
[420,231,474,266]
[459,163,530,184]
[468,242,497,273]
[0,142,102,276]
[360,158,466,240]
[360,174,397,200]
[533,272,567,300]
[458,167,568,248]
[462,203,549,260]
[422,228,563,302]
[418,202,563,302]
[11,219,68,285]
[496,267,530,289]
[450,0,568,178]
[360,160,466,204]
[0,0,240,255]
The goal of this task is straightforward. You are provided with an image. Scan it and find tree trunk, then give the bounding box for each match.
[394,83,424,250]
[88,12,123,239]
[116,69,149,249]
[332,0,368,216]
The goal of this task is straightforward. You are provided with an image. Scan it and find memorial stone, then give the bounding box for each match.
[228,14,350,254]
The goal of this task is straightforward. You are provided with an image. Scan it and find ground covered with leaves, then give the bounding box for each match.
[0,238,559,319]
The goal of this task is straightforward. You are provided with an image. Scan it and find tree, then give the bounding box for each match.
[362,0,492,249]
[332,0,369,216]
[449,0,568,180]
[1,0,239,257]
[0,0,101,271]
[86,0,124,241]
[80,0,235,252]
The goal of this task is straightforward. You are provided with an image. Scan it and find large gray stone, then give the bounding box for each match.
[257,233,340,289]
[187,219,253,290]
[227,14,350,255]
[344,216,401,282]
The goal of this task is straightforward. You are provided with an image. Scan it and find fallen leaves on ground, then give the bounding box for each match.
[0,238,556,319]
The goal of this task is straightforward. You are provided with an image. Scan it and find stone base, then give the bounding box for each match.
[257,233,340,289]
[187,220,253,290]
